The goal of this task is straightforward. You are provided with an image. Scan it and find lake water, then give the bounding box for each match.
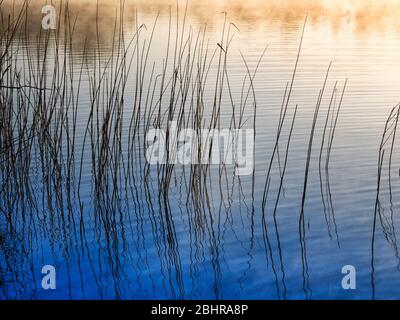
[2,0,400,300]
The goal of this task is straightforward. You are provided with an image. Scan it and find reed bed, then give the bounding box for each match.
[371,103,400,299]
[0,0,355,299]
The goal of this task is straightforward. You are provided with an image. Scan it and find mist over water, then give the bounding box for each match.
[1,0,400,300]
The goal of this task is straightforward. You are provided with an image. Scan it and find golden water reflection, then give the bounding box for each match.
[2,0,400,37]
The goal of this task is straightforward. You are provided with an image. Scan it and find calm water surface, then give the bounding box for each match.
[2,0,400,299]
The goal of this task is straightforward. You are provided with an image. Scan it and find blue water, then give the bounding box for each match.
[2,0,400,300]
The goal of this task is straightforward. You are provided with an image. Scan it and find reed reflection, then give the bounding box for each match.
[3,0,400,300]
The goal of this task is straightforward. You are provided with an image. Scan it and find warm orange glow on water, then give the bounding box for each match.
[3,0,400,33]
[2,0,400,120]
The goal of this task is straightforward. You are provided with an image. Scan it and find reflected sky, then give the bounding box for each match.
[2,0,400,300]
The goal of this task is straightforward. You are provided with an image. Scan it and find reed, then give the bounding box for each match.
[0,0,351,299]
